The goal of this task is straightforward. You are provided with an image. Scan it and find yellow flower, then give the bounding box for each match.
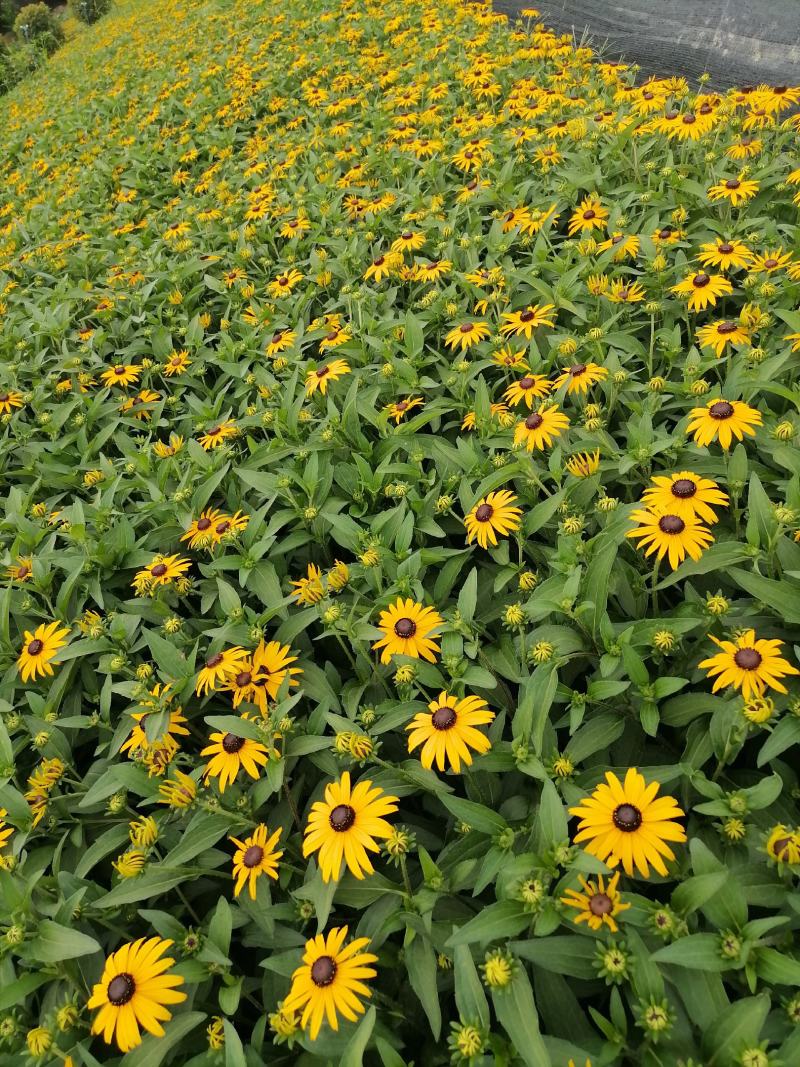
[158,770,197,808]
[708,174,760,205]
[444,321,491,352]
[305,358,351,396]
[499,303,556,338]
[372,597,443,664]
[686,398,762,449]
[513,405,569,451]
[671,271,733,312]
[230,824,283,899]
[567,195,609,236]
[385,396,423,423]
[565,450,600,477]
[561,871,630,932]
[699,630,799,700]
[696,318,750,357]
[626,508,713,569]
[198,420,238,450]
[201,730,270,792]
[303,771,398,881]
[406,691,494,772]
[641,471,728,523]
[17,621,70,683]
[503,374,552,408]
[132,555,191,596]
[291,563,325,605]
[464,490,523,549]
[553,362,608,395]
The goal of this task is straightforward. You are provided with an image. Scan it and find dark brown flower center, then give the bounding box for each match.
[222,733,245,753]
[613,803,642,831]
[431,705,457,730]
[0,394,9,403]
[717,321,737,334]
[107,973,135,1005]
[569,363,587,376]
[208,426,221,435]
[658,228,672,239]
[394,617,416,638]
[671,478,697,498]
[329,804,356,832]
[693,273,710,287]
[589,892,613,916]
[114,367,126,375]
[271,332,283,344]
[401,231,413,239]
[27,639,44,656]
[519,376,535,389]
[718,242,734,253]
[197,517,212,530]
[460,323,473,334]
[235,671,252,687]
[682,112,696,124]
[583,209,596,220]
[710,400,734,420]
[316,365,330,377]
[764,258,778,268]
[664,109,678,119]
[150,563,168,577]
[725,179,740,189]
[206,653,224,667]
[243,845,263,868]
[734,647,762,670]
[475,503,494,522]
[611,234,624,245]
[520,309,535,322]
[373,256,385,267]
[325,331,339,341]
[17,565,30,578]
[772,836,791,857]
[311,955,337,986]
[525,412,543,430]
[216,521,231,534]
[658,515,685,534]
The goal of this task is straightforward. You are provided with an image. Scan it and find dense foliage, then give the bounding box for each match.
[0,0,799,1064]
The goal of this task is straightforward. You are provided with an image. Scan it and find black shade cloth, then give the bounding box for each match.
[494,0,800,90]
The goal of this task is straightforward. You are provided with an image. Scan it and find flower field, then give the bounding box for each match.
[1,0,800,1062]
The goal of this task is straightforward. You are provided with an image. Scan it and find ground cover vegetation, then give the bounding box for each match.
[0,0,800,1063]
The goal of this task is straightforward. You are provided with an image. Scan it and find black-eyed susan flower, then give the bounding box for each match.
[765,825,800,865]
[6,556,32,581]
[626,508,714,569]
[708,174,760,206]
[699,630,799,700]
[553,362,608,395]
[230,824,283,899]
[607,278,646,303]
[17,621,70,682]
[406,691,494,772]
[0,809,14,853]
[503,374,552,408]
[492,345,528,370]
[267,268,303,297]
[87,937,186,1052]
[318,324,351,351]
[363,251,403,282]
[163,350,190,376]
[158,770,197,808]
[569,768,686,878]
[686,398,762,449]
[671,271,733,312]
[499,303,556,338]
[195,646,249,696]
[290,563,325,605]
[464,490,522,549]
[181,508,226,550]
[641,471,728,523]
[302,771,398,881]
[513,405,569,451]
[99,364,141,388]
[412,259,451,282]
[444,321,491,352]
[198,420,237,450]
[385,396,423,423]
[132,555,191,596]
[0,390,24,414]
[560,872,630,932]
[748,247,793,274]
[696,318,750,357]
[372,597,443,664]
[201,730,270,792]
[391,230,425,253]
[281,926,377,1040]
[305,359,350,396]
[565,450,600,477]
[266,328,296,356]
[697,238,751,271]
[153,434,184,458]
[567,195,609,236]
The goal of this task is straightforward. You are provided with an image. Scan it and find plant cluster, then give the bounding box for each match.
[0,0,799,1064]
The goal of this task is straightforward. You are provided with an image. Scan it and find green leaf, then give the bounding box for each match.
[24,921,100,963]
[122,1012,206,1067]
[671,872,729,916]
[438,793,507,835]
[405,935,441,1039]
[651,934,732,971]
[0,972,50,1011]
[446,901,530,948]
[453,944,490,1029]
[728,568,800,624]
[165,812,233,867]
[702,994,770,1066]
[491,969,549,1067]
[757,717,800,766]
[534,779,567,850]
[510,936,596,979]
[340,1006,376,1067]
[94,867,199,908]
[223,1019,247,1067]
[755,947,800,986]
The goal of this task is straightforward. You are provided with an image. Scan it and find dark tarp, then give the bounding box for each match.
[494,0,800,90]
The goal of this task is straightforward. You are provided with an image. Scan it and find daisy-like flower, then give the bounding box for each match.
[153,434,184,458]
[553,362,608,395]
[696,319,750,357]
[567,195,609,236]
[319,324,351,351]
[699,630,800,700]
[198,421,237,450]
[626,508,714,569]
[0,390,24,414]
[786,331,800,354]
[499,303,556,338]
[513,405,570,451]
[195,646,249,696]
[461,403,511,431]
[230,824,283,899]
[266,328,296,356]
[17,621,70,682]
[391,230,425,253]
[201,730,270,792]
[302,771,398,882]
[569,768,686,878]
[560,872,630,933]
[132,555,191,596]
[305,359,351,396]
[492,346,528,370]
[697,238,751,271]
[163,351,190,376]
[385,396,423,423]
[642,471,728,524]
[412,259,451,282]
[120,685,189,759]
[372,597,443,664]
[181,508,226,550]
[708,175,760,206]
[87,937,186,1052]
[281,926,377,1040]
[503,374,552,408]
[686,398,762,449]
[748,248,793,274]
[464,490,522,549]
[766,825,800,866]
[671,272,733,312]
[267,268,303,297]
[290,563,325,605]
[406,691,494,772]
[606,278,646,303]
[119,390,161,420]
[158,770,197,808]
[565,450,600,477]
[6,557,32,581]
[363,251,403,282]
[444,321,491,352]
[100,364,141,388]
[597,233,640,260]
